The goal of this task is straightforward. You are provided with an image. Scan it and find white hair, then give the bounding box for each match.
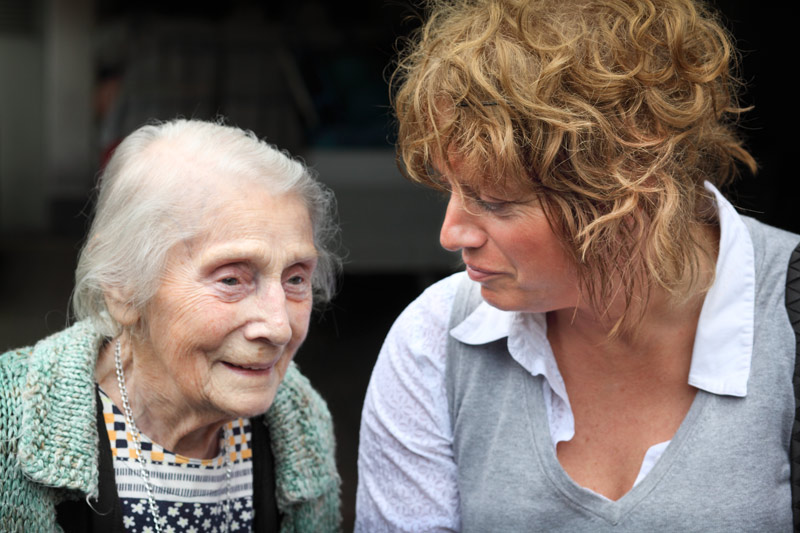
[72,118,340,337]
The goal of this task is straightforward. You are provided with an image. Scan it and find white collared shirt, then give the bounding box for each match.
[355,184,755,532]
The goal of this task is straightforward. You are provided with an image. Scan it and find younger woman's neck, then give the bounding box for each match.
[549,222,720,362]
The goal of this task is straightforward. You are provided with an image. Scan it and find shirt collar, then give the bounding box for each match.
[450,303,571,407]
[450,182,755,398]
[688,182,754,396]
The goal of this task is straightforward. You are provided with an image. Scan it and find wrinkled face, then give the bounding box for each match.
[135,186,317,420]
[437,159,580,314]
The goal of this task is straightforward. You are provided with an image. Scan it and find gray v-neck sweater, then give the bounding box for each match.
[446,217,798,532]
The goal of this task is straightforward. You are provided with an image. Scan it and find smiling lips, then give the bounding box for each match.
[222,361,276,374]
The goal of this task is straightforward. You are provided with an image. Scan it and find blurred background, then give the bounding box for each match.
[0,0,795,529]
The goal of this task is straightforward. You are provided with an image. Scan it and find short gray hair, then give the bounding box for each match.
[72,118,340,337]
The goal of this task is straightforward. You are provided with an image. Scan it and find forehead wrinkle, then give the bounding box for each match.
[200,240,318,271]
[163,198,315,273]
[187,181,304,241]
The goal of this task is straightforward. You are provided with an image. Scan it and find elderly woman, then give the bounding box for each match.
[1,120,341,532]
[357,0,800,531]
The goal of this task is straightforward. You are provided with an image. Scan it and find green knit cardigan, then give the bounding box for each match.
[0,320,341,532]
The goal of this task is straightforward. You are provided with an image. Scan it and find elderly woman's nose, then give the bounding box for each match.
[439,194,485,251]
[242,281,293,345]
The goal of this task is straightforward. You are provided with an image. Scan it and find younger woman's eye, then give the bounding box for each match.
[474,197,510,213]
[287,275,306,285]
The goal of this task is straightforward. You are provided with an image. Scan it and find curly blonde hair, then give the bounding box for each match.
[393,0,755,329]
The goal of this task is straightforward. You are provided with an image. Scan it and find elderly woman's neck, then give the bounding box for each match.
[95,339,230,459]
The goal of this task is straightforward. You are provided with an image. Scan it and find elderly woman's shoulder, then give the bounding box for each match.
[1,321,102,377]
[0,344,31,372]
[0,346,30,403]
[275,363,331,414]
[0,321,103,421]
[265,362,341,529]
[268,362,336,444]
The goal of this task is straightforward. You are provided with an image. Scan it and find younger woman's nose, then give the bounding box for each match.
[439,194,486,251]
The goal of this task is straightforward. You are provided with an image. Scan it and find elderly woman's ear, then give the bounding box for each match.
[103,286,140,327]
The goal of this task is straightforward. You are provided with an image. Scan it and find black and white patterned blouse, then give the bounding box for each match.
[98,387,254,533]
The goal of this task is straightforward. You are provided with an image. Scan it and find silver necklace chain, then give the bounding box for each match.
[114,340,233,533]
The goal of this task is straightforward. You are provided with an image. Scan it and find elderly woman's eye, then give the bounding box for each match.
[220,277,239,286]
[287,275,306,285]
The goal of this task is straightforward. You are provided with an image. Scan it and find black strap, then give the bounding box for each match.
[252,415,280,532]
[787,242,800,532]
[55,387,124,532]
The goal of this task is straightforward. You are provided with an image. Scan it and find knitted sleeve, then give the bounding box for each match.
[0,347,61,532]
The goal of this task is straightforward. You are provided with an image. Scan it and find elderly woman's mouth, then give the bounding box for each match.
[221,361,276,374]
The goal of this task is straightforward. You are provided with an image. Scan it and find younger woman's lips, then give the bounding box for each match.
[465,264,502,282]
